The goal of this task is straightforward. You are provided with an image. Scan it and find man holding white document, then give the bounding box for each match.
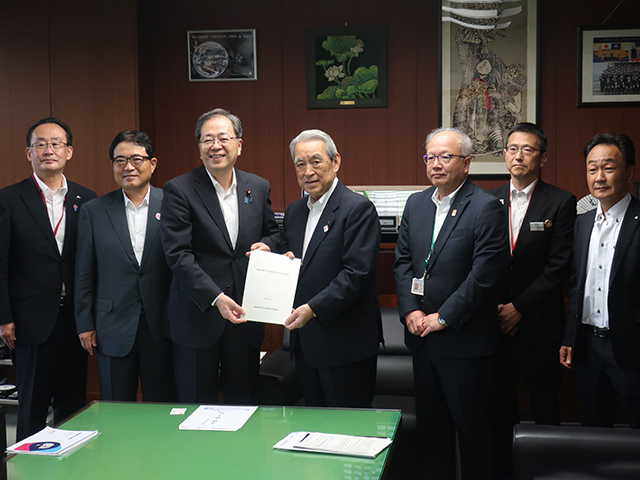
[252,129,382,408]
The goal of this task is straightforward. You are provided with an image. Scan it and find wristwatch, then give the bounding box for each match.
[437,315,448,327]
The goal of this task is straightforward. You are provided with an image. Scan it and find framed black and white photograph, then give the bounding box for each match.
[578,26,640,107]
[187,29,257,82]
[440,0,538,174]
[306,26,387,109]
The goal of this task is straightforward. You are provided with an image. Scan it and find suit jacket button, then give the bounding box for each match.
[226,285,232,292]
[425,274,430,280]
[139,272,144,277]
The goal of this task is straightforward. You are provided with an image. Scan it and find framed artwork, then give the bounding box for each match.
[440,0,538,175]
[187,29,257,82]
[306,26,387,109]
[578,26,640,107]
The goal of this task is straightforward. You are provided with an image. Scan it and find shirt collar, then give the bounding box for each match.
[510,178,538,198]
[206,168,237,196]
[307,177,339,211]
[431,180,465,208]
[33,173,68,198]
[595,192,632,224]
[122,186,151,209]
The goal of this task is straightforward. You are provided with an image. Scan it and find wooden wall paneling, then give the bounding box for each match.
[541,0,640,202]
[147,0,287,210]
[281,0,424,206]
[48,0,138,197]
[0,1,52,188]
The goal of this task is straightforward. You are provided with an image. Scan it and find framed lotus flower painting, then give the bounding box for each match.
[306,26,388,109]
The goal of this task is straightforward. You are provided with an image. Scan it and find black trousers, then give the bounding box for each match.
[294,342,377,408]
[172,322,262,405]
[97,312,176,402]
[573,324,640,428]
[493,333,563,479]
[413,346,495,480]
[13,302,87,441]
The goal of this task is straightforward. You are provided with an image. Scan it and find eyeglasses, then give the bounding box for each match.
[504,145,540,156]
[423,154,467,165]
[199,136,237,147]
[112,155,150,168]
[30,142,68,152]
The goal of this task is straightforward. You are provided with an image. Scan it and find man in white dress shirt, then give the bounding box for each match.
[75,131,175,402]
[561,133,640,428]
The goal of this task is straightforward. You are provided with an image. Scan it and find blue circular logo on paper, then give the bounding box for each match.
[29,442,62,452]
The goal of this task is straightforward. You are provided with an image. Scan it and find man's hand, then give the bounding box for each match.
[0,322,16,349]
[284,304,315,330]
[559,346,572,369]
[216,294,247,324]
[405,310,426,336]
[247,242,271,257]
[420,312,446,337]
[498,303,522,336]
[79,330,97,356]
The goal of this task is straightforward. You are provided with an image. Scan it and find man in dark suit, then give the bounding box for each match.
[560,133,640,428]
[489,122,576,479]
[160,108,279,404]
[75,131,175,402]
[394,127,509,480]
[253,129,382,408]
[0,117,96,440]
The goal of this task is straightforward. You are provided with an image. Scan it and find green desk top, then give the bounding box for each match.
[8,402,401,480]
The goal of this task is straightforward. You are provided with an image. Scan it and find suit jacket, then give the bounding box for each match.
[265,180,382,368]
[0,176,96,344]
[74,186,171,357]
[160,166,279,349]
[489,180,576,342]
[394,178,509,356]
[564,196,640,370]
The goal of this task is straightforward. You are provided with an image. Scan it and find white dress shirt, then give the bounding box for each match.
[430,181,465,244]
[205,168,239,307]
[582,193,632,328]
[123,187,150,265]
[33,173,67,255]
[206,168,239,249]
[509,178,538,252]
[303,177,339,259]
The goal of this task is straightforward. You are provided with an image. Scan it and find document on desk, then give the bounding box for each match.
[7,426,100,456]
[273,431,393,458]
[241,249,301,325]
[178,405,258,431]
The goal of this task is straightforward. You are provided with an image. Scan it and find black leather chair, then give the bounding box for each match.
[513,424,640,480]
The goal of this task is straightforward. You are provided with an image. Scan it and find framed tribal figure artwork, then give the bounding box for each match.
[440,0,539,174]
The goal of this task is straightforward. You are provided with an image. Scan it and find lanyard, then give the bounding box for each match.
[33,174,66,237]
[424,223,437,274]
[508,182,537,255]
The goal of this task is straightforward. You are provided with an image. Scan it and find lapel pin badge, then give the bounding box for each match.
[544,219,552,228]
[245,190,252,204]
[76,195,81,199]
[499,199,504,205]
[73,204,78,212]
[156,212,161,221]
[451,209,457,217]
[323,224,329,233]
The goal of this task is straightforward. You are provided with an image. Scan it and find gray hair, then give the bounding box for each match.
[194,108,243,142]
[425,127,473,157]
[289,129,338,161]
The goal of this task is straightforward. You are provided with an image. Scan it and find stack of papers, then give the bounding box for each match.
[274,431,392,458]
[7,426,99,456]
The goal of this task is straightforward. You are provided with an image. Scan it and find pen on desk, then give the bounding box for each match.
[299,433,310,443]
